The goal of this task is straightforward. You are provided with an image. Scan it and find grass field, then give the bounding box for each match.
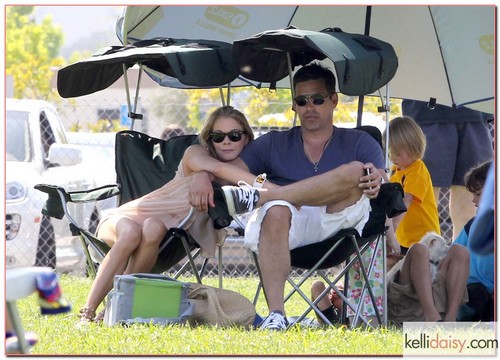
[15,274,404,356]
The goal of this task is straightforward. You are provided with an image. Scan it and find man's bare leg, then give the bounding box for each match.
[258,161,368,210]
[439,244,470,321]
[258,206,292,315]
[397,244,441,321]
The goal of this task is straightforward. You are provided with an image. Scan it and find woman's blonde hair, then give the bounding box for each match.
[199,106,254,159]
[384,116,426,159]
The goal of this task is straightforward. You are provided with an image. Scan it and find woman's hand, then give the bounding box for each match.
[189,172,215,212]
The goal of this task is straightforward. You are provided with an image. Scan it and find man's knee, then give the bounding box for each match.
[262,205,292,228]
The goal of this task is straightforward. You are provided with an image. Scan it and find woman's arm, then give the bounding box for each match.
[183,145,276,188]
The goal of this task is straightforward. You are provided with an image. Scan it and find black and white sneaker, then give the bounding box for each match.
[222,182,260,216]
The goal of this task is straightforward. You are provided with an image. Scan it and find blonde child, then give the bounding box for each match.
[385,116,440,254]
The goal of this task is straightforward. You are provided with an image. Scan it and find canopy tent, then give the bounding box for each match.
[117,5,494,114]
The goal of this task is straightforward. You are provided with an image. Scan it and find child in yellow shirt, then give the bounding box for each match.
[385,116,441,254]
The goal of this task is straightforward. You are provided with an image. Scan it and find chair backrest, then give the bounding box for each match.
[114,130,233,230]
[115,131,199,205]
[355,125,382,148]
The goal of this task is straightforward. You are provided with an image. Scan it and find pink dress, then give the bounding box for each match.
[100,160,226,258]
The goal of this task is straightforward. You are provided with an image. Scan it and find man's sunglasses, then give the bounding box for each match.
[210,130,245,143]
[293,93,330,107]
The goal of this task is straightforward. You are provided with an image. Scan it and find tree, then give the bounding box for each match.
[184,86,400,132]
[6,6,65,100]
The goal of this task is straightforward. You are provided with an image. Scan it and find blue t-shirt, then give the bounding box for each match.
[240,126,385,186]
[453,218,494,293]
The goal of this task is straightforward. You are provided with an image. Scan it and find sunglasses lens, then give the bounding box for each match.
[227,131,243,142]
[311,95,326,105]
[294,96,307,106]
[210,131,244,143]
[294,94,327,106]
[210,133,225,143]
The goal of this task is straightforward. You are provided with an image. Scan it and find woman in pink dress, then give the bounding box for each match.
[79,106,266,322]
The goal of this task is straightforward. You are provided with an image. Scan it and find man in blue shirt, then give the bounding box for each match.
[190,63,394,330]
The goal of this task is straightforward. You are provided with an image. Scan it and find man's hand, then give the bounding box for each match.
[359,163,383,199]
[189,171,215,212]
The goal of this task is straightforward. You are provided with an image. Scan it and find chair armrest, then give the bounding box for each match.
[34,184,120,219]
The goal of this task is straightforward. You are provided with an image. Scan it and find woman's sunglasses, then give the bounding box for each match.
[210,130,245,143]
[293,93,330,107]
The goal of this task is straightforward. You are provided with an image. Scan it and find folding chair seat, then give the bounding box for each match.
[35,130,232,286]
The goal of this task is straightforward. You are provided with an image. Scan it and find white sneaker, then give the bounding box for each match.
[259,312,288,330]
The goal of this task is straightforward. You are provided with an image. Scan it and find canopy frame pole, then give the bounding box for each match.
[122,64,134,129]
[132,66,143,128]
[218,87,225,106]
[286,52,299,127]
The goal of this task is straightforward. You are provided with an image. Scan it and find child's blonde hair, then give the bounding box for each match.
[385,116,426,160]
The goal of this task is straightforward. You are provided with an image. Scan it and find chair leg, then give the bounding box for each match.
[218,245,223,289]
[6,302,30,354]
[200,257,208,281]
[179,234,202,283]
[173,248,202,281]
[349,234,384,327]
[250,250,266,306]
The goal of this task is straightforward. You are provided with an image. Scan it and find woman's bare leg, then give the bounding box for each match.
[82,218,141,316]
[125,217,167,273]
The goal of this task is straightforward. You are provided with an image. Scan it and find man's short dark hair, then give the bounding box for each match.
[293,63,337,94]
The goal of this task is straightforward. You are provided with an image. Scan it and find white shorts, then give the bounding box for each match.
[243,195,371,253]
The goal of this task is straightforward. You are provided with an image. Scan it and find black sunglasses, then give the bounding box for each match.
[293,93,330,107]
[210,130,245,143]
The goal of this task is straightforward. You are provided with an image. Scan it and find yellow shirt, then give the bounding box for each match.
[390,159,440,247]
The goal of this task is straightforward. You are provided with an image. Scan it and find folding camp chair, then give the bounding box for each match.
[249,126,406,328]
[35,130,232,286]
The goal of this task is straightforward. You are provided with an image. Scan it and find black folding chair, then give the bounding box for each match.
[36,130,232,286]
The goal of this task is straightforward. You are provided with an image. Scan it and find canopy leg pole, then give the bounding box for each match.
[227,84,231,106]
[286,52,298,127]
[122,64,134,130]
[132,66,143,122]
[356,95,365,126]
[219,87,226,107]
[383,84,391,171]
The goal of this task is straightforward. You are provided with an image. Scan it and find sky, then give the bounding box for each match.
[34,6,123,50]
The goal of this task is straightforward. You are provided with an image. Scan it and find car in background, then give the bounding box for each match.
[6,99,99,272]
[66,131,118,211]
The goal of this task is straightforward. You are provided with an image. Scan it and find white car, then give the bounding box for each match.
[66,131,118,212]
[6,98,99,272]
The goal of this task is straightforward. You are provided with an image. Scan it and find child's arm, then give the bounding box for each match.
[391,192,414,231]
[385,217,401,255]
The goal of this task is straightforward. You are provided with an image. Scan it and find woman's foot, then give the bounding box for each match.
[94,309,106,323]
[78,307,97,322]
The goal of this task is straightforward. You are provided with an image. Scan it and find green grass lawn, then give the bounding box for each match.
[16,274,404,355]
